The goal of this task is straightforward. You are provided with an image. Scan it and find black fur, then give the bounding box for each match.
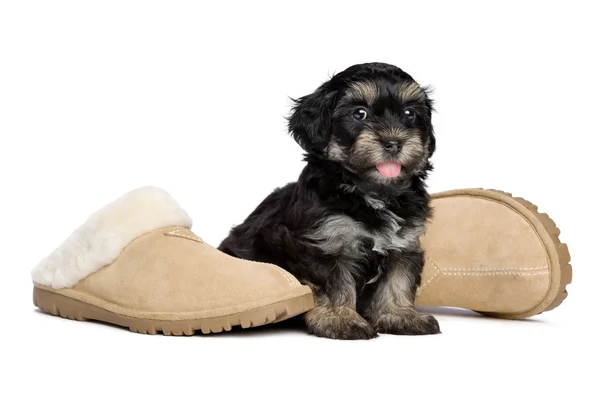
[219,62,440,339]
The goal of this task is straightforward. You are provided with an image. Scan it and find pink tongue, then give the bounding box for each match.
[376,162,401,178]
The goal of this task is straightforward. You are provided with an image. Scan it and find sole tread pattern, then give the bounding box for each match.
[33,286,315,336]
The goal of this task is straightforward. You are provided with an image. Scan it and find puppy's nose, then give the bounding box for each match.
[384,140,402,155]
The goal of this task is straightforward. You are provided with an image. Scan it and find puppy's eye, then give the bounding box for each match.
[352,108,368,121]
[404,108,416,122]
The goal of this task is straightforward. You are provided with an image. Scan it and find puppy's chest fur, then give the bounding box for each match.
[307,189,425,279]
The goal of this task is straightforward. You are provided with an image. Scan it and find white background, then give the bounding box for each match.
[1,1,598,398]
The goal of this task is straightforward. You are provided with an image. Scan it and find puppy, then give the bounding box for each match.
[219,62,440,339]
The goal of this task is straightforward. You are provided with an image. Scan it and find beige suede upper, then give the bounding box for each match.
[416,191,551,315]
[37,226,311,320]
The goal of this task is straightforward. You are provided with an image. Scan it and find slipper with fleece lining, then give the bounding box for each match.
[32,186,315,335]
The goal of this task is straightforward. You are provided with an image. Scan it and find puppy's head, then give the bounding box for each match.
[288,62,435,183]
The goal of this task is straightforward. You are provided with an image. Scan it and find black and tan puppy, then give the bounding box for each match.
[219,62,440,339]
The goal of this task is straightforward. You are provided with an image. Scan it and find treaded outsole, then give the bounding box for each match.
[33,286,315,335]
[482,189,572,317]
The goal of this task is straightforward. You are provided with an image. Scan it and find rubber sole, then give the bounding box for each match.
[33,286,315,335]
[431,188,572,319]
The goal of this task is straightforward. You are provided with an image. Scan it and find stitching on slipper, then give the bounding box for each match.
[165,228,203,243]
[165,229,296,287]
[442,266,548,271]
[432,192,557,313]
[442,270,550,276]
[417,258,441,293]
[272,266,297,288]
[246,259,297,288]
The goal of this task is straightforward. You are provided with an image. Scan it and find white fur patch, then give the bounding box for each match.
[307,210,423,259]
[31,186,193,289]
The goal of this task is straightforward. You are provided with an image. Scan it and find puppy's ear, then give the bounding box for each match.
[288,84,340,154]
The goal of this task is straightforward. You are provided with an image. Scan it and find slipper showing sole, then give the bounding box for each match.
[34,285,314,335]
[417,188,572,319]
[480,189,571,318]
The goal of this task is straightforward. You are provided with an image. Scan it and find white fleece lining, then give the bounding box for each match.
[31,186,193,289]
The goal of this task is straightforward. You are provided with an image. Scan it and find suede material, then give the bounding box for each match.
[62,227,306,318]
[416,195,550,314]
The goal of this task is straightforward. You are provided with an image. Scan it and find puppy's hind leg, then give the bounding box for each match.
[305,265,377,340]
[367,250,440,335]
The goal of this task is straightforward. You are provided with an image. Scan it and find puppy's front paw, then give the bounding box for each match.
[373,310,441,335]
[305,306,378,340]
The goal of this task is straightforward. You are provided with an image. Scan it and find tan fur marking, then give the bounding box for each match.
[397,81,426,103]
[352,131,382,161]
[348,81,379,103]
[399,133,425,167]
[350,129,424,169]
